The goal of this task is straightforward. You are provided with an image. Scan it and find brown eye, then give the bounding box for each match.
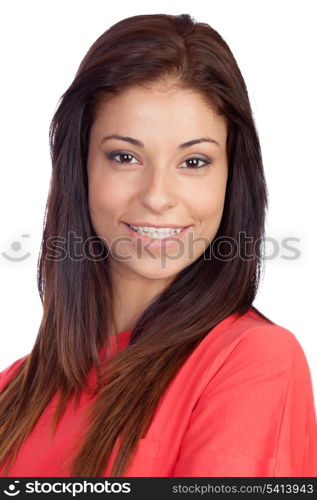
[106,151,139,164]
[179,157,212,170]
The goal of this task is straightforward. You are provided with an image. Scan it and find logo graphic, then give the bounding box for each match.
[2,235,31,262]
[3,480,20,496]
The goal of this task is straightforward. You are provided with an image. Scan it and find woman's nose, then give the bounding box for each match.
[139,167,176,212]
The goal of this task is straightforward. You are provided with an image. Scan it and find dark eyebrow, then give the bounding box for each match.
[101,135,219,148]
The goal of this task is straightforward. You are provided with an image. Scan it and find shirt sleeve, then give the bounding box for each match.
[173,325,317,477]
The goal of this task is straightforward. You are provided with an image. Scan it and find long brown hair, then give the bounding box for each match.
[0,13,270,476]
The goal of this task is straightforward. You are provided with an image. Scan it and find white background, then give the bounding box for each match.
[0,1,316,401]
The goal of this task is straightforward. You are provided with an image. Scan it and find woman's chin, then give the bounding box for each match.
[123,261,183,281]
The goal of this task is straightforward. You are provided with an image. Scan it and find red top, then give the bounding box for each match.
[0,308,316,477]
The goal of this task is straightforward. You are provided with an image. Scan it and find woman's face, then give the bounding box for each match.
[87,84,228,283]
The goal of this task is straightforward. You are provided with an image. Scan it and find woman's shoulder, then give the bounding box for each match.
[240,308,305,357]
[0,354,29,392]
[174,308,317,477]
[219,307,303,351]
[202,307,310,379]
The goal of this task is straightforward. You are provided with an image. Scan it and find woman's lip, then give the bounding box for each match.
[124,222,190,229]
[123,222,192,244]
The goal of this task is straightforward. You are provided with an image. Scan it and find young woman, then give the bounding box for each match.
[0,13,316,478]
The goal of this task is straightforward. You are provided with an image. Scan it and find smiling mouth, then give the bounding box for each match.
[124,222,191,240]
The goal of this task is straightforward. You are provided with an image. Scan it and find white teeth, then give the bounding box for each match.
[129,224,184,237]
